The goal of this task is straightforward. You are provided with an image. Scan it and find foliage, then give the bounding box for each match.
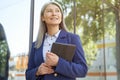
[54,0,116,66]
[83,40,98,66]
[0,40,8,77]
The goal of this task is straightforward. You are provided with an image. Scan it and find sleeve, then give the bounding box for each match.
[25,43,43,80]
[55,34,88,78]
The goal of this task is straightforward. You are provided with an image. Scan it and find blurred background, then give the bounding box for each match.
[0,0,120,80]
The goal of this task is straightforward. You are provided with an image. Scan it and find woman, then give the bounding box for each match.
[26,1,88,80]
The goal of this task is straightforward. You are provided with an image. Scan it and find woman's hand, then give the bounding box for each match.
[45,52,59,66]
[36,63,54,76]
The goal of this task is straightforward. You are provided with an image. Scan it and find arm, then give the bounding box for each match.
[55,34,88,78]
[25,43,54,80]
[25,43,43,80]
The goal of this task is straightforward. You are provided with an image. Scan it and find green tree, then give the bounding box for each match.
[104,0,120,79]
[54,0,116,66]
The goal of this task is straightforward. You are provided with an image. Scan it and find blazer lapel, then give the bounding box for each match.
[56,30,68,43]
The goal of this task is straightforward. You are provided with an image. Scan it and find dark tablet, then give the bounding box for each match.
[51,42,76,62]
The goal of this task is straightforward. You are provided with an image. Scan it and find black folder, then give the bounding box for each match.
[51,42,76,62]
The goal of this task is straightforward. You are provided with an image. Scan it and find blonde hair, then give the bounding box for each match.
[35,1,68,48]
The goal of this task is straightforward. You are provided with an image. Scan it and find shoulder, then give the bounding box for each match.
[66,31,80,39]
[60,29,79,37]
[60,30,80,42]
[62,30,81,44]
[31,42,36,49]
[32,42,36,47]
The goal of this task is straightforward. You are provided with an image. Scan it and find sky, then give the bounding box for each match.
[0,0,50,57]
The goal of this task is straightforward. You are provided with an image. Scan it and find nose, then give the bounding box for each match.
[52,11,57,16]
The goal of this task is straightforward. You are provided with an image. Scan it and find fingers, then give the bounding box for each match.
[46,52,55,57]
[45,52,59,66]
[37,63,54,75]
[42,63,54,74]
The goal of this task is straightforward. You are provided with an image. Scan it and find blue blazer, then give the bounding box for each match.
[26,30,88,80]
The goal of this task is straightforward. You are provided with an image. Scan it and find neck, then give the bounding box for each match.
[47,25,59,36]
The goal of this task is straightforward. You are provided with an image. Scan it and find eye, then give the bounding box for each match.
[55,9,60,12]
[45,9,52,13]
[47,10,52,12]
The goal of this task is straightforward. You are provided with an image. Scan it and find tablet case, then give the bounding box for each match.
[51,42,76,62]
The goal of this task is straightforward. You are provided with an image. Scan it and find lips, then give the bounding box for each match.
[50,17,59,20]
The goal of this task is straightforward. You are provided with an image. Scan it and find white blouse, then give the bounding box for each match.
[43,30,61,61]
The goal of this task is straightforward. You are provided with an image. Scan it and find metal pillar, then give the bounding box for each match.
[73,0,76,34]
[28,0,34,58]
[102,0,106,80]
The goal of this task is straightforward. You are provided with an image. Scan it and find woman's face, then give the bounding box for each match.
[42,4,62,26]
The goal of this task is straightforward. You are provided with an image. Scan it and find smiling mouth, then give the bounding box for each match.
[50,16,59,19]
[51,18,58,20]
